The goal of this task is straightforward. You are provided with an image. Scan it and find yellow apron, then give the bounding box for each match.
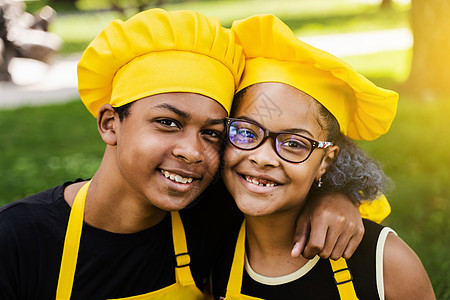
[222,221,358,300]
[55,181,204,300]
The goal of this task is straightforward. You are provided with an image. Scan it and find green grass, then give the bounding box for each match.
[356,98,450,299]
[0,101,104,203]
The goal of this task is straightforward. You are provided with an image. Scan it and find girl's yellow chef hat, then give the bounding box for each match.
[232,14,398,140]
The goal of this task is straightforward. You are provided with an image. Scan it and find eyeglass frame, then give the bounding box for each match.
[225,117,333,163]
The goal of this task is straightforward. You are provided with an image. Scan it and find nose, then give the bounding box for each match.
[172,133,203,164]
[247,138,280,168]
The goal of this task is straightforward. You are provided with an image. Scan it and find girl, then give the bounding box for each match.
[212,14,435,299]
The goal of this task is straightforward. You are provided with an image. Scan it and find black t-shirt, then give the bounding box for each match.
[0,179,242,299]
[212,219,384,300]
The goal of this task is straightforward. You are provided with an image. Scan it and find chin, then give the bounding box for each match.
[158,201,191,212]
[235,199,273,217]
[153,195,196,211]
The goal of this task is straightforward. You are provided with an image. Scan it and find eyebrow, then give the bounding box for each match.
[154,103,190,119]
[154,103,226,126]
[235,115,314,137]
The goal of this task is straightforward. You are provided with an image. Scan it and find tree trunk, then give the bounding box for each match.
[380,0,393,10]
[406,0,450,99]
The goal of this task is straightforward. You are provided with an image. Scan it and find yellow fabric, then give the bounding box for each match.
[111,211,204,300]
[56,181,90,300]
[55,182,202,300]
[78,8,245,117]
[224,222,360,300]
[329,258,359,300]
[223,221,264,300]
[232,14,398,141]
[359,194,391,223]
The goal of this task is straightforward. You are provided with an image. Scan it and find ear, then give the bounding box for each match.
[97,104,118,146]
[316,145,339,181]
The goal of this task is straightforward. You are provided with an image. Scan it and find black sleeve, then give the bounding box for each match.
[0,186,67,300]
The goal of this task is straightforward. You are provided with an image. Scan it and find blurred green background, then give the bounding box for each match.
[1,0,449,298]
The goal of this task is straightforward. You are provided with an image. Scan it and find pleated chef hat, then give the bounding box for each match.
[78,8,245,117]
[232,14,398,140]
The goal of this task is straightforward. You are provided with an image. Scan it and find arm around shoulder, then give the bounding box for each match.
[383,232,435,300]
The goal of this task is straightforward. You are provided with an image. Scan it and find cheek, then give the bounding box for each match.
[287,159,322,187]
[223,145,242,168]
[203,145,221,175]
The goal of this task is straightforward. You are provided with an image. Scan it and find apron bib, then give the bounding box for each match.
[222,221,358,300]
[56,181,204,300]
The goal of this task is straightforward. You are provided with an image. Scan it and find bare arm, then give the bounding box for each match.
[383,233,435,300]
[292,193,364,260]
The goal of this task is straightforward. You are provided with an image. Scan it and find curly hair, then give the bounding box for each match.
[310,103,393,204]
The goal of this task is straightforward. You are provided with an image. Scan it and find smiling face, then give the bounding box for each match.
[223,82,338,217]
[107,92,227,211]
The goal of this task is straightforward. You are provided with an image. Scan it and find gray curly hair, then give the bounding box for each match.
[311,102,393,204]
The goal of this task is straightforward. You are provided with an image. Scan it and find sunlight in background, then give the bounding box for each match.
[1,0,413,105]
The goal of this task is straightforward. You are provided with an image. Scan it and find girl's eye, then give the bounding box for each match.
[280,139,308,152]
[237,129,257,140]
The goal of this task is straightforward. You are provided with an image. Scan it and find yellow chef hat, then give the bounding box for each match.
[78,8,245,117]
[232,14,398,140]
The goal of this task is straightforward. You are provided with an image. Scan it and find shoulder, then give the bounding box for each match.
[0,181,79,238]
[383,232,435,299]
[1,182,66,216]
[0,182,78,299]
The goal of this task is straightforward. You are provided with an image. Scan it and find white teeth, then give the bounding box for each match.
[161,170,193,184]
[245,176,277,187]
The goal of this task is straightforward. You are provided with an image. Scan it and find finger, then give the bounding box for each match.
[329,218,364,260]
[302,225,328,259]
[291,242,303,258]
[328,233,351,261]
[317,225,341,259]
[292,217,310,258]
[342,229,364,260]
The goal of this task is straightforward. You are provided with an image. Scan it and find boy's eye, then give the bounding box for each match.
[157,119,179,128]
[202,129,224,139]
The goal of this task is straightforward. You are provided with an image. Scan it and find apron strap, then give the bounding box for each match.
[225,220,246,297]
[171,211,196,287]
[55,184,195,299]
[329,258,359,300]
[56,181,91,300]
[224,221,358,299]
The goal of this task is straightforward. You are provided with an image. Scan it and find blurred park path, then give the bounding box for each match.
[0,28,412,109]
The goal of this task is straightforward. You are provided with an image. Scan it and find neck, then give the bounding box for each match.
[245,211,310,277]
[64,153,167,234]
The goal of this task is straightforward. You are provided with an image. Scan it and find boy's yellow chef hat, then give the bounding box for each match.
[78,8,245,117]
[232,14,398,140]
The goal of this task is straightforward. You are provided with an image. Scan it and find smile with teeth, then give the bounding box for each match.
[161,170,194,184]
[244,175,278,187]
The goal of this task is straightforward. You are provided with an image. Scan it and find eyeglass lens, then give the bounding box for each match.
[228,120,314,163]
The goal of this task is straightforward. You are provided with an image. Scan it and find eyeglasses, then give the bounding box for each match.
[226,118,333,163]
